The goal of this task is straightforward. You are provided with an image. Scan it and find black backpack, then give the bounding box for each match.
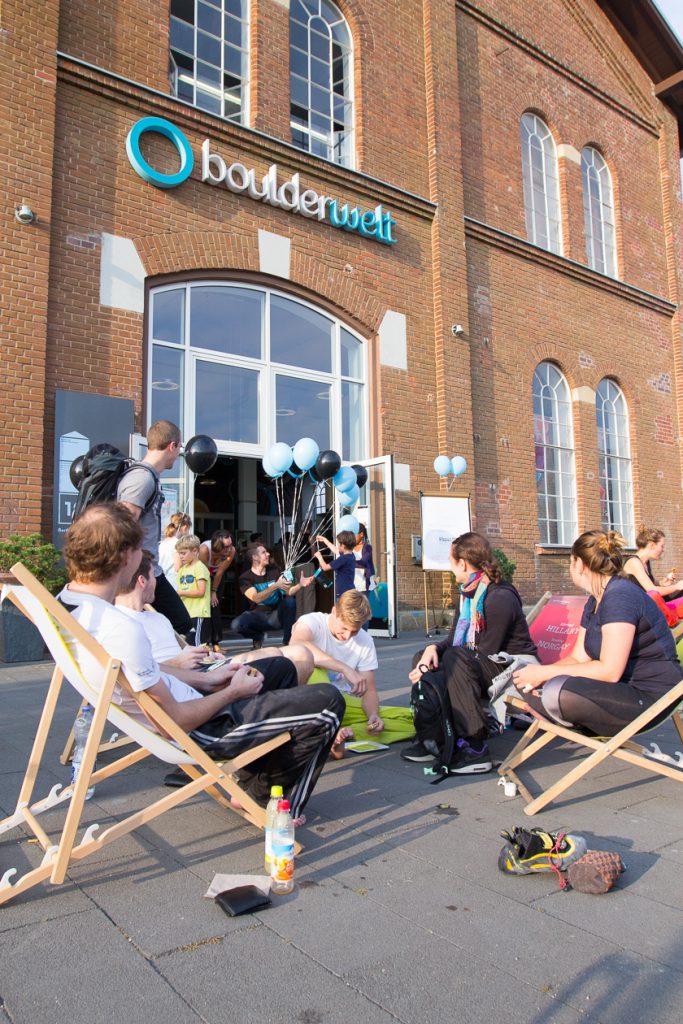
[410,670,456,777]
[72,445,158,522]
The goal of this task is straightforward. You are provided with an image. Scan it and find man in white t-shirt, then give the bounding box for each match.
[58,504,345,823]
[290,590,384,735]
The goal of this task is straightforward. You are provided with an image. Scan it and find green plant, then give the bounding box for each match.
[492,547,516,583]
[0,534,67,594]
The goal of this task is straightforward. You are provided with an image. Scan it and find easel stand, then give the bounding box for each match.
[422,571,440,638]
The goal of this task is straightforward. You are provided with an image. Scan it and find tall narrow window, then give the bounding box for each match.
[596,379,633,543]
[582,147,617,277]
[533,362,577,545]
[169,0,249,124]
[520,113,562,255]
[290,0,353,167]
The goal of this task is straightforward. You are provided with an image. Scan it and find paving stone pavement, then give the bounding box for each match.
[2,633,683,1023]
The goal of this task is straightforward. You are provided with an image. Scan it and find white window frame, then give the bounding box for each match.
[520,113,562,255]
[289,0,354,168]
[533,362,578,546]
[169,0,250,125]
[596,378,634,544]
[147,282,368,462]
[582,147,617,278]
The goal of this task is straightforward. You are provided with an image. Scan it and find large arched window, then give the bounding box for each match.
[582,147,617,277]
[596,379,634,543]
[290,0,354,167]
[533,362,577,545]
[169,0,249,123]
[148,283,367,461]
[520,113,562,255]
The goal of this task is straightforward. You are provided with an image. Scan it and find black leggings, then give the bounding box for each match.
[524,676,667,737]
[413,646,499,743]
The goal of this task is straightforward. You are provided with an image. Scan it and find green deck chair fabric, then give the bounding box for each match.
[308,668,415,744]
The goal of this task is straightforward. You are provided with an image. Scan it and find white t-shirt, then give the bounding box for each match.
[296,612,378,672]
[115,605,203,703]
[58,588,200,726]
[158,536,179,589]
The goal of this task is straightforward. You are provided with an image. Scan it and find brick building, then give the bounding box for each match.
[3,0,683,629]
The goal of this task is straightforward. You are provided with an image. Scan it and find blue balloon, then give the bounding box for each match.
[451,456,467,477]
[339,483,360,508]
[269,442,294,474]
[434,455,452,476]
[262,454,279,478]
[333,466,356,491]
[338,514,360,534]
[293,437,319,472]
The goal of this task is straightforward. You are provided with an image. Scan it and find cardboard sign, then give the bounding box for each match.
[529,595,587,664]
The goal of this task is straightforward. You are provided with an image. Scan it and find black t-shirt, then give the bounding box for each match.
[239,565,284,612]
[437,581,537,659]
[580,575,682,695]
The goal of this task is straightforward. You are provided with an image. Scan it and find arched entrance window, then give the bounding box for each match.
[148,282,367,461]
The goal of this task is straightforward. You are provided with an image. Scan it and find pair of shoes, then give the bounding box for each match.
[498,826,587,875]
[446,738,493,775]
[401,740,438,762]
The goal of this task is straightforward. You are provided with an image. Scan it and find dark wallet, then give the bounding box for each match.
[214,884,272,917]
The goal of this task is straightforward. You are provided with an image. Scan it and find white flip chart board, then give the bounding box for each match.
[420,493,472,572]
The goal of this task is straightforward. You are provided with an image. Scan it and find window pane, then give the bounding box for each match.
[170,17,194,54]
[151,345,184,427]
[197,30,221,66]
[190,287,263,358]
[340,328,362,377]
[153,289,184,344]
[342,381,364,461]
[275,376,331,448]
[195,361,259,444]
[197,1,222,36]
[270,296,332,372]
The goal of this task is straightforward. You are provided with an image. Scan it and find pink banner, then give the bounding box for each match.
[529,595,586,664]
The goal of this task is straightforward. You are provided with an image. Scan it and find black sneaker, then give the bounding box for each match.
[401,741,436,762]
[251,638,264,650]
[447,741,493,775]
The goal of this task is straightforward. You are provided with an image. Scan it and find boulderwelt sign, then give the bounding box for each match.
[126,116,397,246]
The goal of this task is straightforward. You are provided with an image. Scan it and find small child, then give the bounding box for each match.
[176,534,211,646]
[313,530,357,600]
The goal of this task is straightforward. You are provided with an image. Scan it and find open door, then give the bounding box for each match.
[343,455,397,638]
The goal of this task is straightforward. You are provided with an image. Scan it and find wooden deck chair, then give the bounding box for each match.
[0,562,297,906]
[498,687,683,816]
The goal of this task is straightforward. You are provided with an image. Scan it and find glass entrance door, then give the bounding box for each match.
[345,455,397,638]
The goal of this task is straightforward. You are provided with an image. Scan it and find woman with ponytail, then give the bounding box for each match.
[514,530,682,735]
[404,532,537,774]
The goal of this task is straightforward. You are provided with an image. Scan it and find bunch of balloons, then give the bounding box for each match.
[433,454,467,480]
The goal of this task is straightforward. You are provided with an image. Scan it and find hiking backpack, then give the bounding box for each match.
[71,445,158,522]
[410,670,456,768]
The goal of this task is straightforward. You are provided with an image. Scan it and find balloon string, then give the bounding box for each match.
[285,478,323,571]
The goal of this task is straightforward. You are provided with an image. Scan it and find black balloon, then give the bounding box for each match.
[69,455,86,489]
[352,464,368,489]
[184,434,218,475]
[315,449,341,481]
[308,463,323,483]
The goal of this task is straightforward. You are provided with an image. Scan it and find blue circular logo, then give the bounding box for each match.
[125,117,194,190]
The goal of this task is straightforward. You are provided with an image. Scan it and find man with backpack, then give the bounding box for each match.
[116,420,192,638]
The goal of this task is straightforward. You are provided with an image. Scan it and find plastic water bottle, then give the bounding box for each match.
[71,705,96,800]
[270,799,295,894]
[264,784,284,871]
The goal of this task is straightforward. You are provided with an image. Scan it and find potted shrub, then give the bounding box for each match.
[0,534,67,663]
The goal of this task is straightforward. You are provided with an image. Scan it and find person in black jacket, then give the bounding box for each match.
[403,532,537,773]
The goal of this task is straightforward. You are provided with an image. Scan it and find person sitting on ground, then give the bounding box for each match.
[176,534,211,646]
[59,504,345,824]
[199,530,236,651]
[513,530,683,734]
[232,543,311,650]
[158,512,192,591]
[291,591,383,756]
[403,532,538,774]
[623,526,680,599]
[313,530,357,600]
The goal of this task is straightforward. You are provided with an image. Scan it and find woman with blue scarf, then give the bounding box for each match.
[404,532,537,773]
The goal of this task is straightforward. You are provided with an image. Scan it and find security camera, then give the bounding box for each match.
[451,324,464,337]
[15,204,35,225]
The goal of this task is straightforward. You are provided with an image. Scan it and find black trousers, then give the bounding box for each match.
[413,645,499,742]
[524,675,666,737]
[190,670,345,818]
[152,572,193,637]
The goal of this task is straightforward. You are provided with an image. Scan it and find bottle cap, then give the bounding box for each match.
[277,799,290,812]
[270,785,283,798]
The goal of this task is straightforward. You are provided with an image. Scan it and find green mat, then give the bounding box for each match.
[309,667,415,744]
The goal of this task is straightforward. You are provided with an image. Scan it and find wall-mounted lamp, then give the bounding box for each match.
[15,204,36,225]
[451,324,465,337]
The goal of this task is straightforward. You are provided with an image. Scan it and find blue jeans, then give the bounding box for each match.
[231,596,297,645]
